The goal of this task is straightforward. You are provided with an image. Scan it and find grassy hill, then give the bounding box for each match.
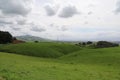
[60,47,120,65]
[0,42,81,58]
[0,47,120,80]
[0,43,120,80]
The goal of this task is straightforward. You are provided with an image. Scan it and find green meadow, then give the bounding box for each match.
[0,42,120,80]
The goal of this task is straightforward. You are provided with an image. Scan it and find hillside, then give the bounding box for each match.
[60,47,120,65]
[0,42,81,58]
[0,46,120,80]
[15,35,51,42]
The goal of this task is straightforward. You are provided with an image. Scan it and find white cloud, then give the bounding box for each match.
[0,0,33,16]
[0,0,120,41]
[44,4,57,16]
[58,4,79,18]
[60,26,68,31]
[11,27,21,31]
[88,11,93,15]
[0,19,13,25]
[17,19,27,25]
[30,24,46,32]
[44,2,79,18]
[49,23,68,31]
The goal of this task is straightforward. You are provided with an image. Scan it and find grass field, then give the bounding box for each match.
[0,43,120,80]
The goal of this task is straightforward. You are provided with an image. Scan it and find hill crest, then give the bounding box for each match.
[15,35,51,42]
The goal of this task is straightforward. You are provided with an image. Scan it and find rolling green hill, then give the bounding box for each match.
[0,42,81,58]
[0,47,120,80]
[60,47,120,65]
[0,43,120,80]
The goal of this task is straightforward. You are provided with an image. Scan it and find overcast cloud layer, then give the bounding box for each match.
[0,0,120,41]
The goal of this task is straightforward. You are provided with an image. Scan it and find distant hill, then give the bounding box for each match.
[15,35,51,42]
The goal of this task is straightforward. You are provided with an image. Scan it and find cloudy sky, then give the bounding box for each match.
[0,0,120,41]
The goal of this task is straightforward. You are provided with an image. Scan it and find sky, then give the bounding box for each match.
[0,0,120,41]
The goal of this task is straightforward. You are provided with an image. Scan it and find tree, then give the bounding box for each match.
[0,31,13,44]
[82,42,86,46]
[87,41,93,45]
[34,41,39,43]
[13,37,17,40]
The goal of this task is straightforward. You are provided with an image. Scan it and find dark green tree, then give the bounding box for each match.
[96,41,119,48]
[0,31,13,44]
[87,41,93,45]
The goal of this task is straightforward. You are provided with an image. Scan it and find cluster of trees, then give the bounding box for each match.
[76,41,119,48]
[95,41,119,48]
[0,31,13,44]
[75,41,93,46]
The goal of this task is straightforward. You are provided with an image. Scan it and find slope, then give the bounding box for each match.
[0,42,81,58]
[0,50,120,80]
[60,47,120,65]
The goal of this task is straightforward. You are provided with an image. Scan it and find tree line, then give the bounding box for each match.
[75,41,119,48]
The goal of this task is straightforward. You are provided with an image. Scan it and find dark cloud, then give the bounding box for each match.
[114,0,120,14]
[58,5,79,18]
[44,4,56,16]
[0,0,33,16]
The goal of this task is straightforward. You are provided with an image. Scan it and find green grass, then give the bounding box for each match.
[0,42,81,58]
[60,47,120,65]
[0,43,120,80]
[0,51,120,80]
